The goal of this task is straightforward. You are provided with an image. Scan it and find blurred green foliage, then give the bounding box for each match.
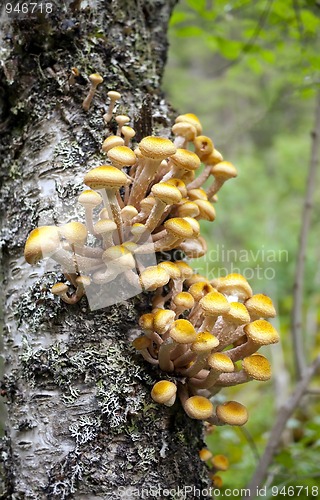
[164,0,320,493]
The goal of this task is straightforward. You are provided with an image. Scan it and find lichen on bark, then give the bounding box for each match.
[0,1,213,498]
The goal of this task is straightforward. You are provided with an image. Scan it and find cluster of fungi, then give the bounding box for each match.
[24,73,279,481]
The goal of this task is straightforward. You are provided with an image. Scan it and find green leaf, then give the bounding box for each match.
[174,26,204,38]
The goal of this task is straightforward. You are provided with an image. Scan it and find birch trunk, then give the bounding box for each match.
[0,1,212,498]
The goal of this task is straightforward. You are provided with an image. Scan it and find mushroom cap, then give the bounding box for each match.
[199,291,230,317]
[115,115,130,127]
[51,283,69,296]
[244,319,280,346]
[245,294,276,319]
[211,161,237,180]
[139,312,154,332]
[170,149,201,172]
[188,281,214,301]
[102,244,135,270]
[59,222,88,245]
[174,260,194,279]
[121,125,136,139]
[78,189,102,208]
[140,196,156,211]
[130,223,146,236]
[224,302,251,325]
[173,291,195,310]
[207,352,235,372]
[139,265,170,291]
[139,136,176,160]
[102,135,124,153]
[215,401,248,426]
[76,275,91,287]
[165,178,187,197]
[151,380,177,406]
[24,226,61,264]
[153,309,176,334]
[194,199,216,221]
[121,205,139,221]
[212,273,253,301]
[187,188,208,201]
[211,475,223,488]
[89,73,103,85]
[169,319,197,344]
[94,218,117,235]
[107,90,121,101]
[179,236,207,258]
[183,216,200,237]
[163,217,194,239]
[193,136,214,160]
[184,395,214,420]
[107,145,136,168]
[175,113,202,135]
[84,165,130,190]
[185,273,208,287]
[158,261,182,280]
[242,353,272,381]
[172,121,197,141]
[151,182,182,205]
[205,149,224,166]
[191,331,219,353]
[199,448,213,461]
[132,336,152,350]
[211,455,229,471]
[176,200,200,218]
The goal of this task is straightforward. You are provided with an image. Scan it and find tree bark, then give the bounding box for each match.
[0,1,212,498]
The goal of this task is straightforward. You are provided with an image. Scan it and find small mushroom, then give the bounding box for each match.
[103,90,121,124]
[151,380,177,406]
[82,73,104,111]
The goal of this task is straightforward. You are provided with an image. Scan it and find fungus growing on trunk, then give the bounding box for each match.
[82,73,104,111]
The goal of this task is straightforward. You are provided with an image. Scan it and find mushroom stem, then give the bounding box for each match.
[52,248,103,273]
[187,164,212,190]
[128,158,161,208]
[82,74,103,111]
[158,339,176,372]
[179,353,208,378]
[101,189,124,244]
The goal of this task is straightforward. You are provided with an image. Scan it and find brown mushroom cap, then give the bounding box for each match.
[175,113,202,135]
[193,136,214,160]
[24,226,61,264]
[194,199,216,221]
[94,218,117,236]
[170,319,197,344]
[212,273,253,301]
[242,353,272,381]
[191,332,219,353]
[245,294,276,319]
[107,145,136,168]
[139,136,176,160]
[199,291,230,317]
[139,265,170,291]
[188,281,214,301]
[151,182,182,205]
[207,352,235,372]
[170,149,201,172]
[89,73,103,85]
[102,135,125,153]
[84,165,130,190]
[172,121,197,141]
[184,395,214,420]
[59,222,88,245]
[132,336,152,350]
[153,309,176,334]
[158,261,182,280]
[224,302,251,325]
[163,217,194,239]
[78,189,102,208]
[165,178,187,197]
[211,454,229,471]
[51,283,69,296]
[211,161,237,180]
[151,380,177,405]
[244,320,280,346]
[215,401,248,426]
[173,291,195,310]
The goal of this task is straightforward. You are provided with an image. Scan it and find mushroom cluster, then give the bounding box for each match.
[24,83,279,427]
[24,85,237,303]
[135,268,279,425]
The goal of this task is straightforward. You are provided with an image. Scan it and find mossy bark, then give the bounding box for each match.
[0,1,212,498]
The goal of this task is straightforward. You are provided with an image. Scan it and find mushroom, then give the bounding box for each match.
[199,291,230,332]
[139,265,170,292]
[151,380,177,407]
[194,199,216,222]
[245,293,276,321]
[179,236,207,259]
[132,336,158,365]
[208,401,248,426]
[206,161,237,200]
[84,165,130,244]
[153,217,194,252]
[190,352,234,390]
[93,218,117,248]
[103,90,121,124]
[162,148,201,182]
[179,331,219,378]
[171,121,197,148]
[181,394,214,421]
[101,135,125,153]
[158,319,197,372]
[144,182,182,233]
[128,136,176,207]
[107,145,136,170]
[211,455,229,472]
[115,115,130,135]
[175,200,200,218]
[82,73,104,111]
[214,353,272,387]
[199,448,213,462]
[226,319,280,362]
[214,302,250,348]
[78,189,102,234]
[211,273,253,302]
[175,113,202,136]
[172,291,195,317]
[187,149,224,190]
[121,125,136,146]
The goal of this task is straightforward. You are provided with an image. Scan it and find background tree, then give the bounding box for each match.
[0,1,215,498]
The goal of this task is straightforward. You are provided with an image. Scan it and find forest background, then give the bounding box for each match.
[164,0,320,493]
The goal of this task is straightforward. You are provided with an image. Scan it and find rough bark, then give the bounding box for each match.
[0,1,212,498]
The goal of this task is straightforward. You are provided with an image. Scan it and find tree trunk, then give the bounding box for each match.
[0,1,212,498]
